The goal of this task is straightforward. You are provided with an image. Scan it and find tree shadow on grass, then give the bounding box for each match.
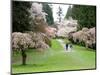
[13,64,45,68]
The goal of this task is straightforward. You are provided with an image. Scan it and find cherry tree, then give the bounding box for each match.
[12,32,34,65]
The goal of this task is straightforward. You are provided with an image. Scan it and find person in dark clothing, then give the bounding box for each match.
[70,44,73,48]
[65,43,69,50]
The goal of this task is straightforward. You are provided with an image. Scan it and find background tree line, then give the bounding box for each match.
[65,5,96,29]
[13,1,96,32]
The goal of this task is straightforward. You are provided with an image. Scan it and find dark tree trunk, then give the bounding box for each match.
[21,49,27,65]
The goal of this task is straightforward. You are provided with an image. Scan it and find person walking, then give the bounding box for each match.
[65,43,69,50]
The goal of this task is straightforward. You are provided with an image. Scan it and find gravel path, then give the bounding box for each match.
[57,39,73,52]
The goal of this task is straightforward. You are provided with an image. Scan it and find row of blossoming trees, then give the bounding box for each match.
[12,2,55,65]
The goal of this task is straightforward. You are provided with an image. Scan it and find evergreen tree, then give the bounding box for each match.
[65,6,72,19]
[71,5,96,29]
[57,6,63,22]
[12,1,32,32]
[42,3,54,25]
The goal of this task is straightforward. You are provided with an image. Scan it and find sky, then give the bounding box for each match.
[51,4,70,22]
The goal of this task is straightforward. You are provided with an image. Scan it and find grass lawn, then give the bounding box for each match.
[12,39,96,74]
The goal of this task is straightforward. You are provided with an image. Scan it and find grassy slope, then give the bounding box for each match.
[12,39,96,74]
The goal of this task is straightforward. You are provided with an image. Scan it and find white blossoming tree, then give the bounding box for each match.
[12,32,34,65]
[68,27,96,49]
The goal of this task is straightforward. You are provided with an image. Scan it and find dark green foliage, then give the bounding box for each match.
[12,1,32,32]
[71,5,96,29]
[42,3,54,25]
[92,43,96,50]
[65,6,72,19]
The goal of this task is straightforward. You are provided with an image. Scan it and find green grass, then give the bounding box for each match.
[12,39,96,74]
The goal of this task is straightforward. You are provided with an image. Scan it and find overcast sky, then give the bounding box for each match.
[51,4,70,22]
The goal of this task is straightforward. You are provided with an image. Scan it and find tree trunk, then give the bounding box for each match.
[21,49,27,65]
